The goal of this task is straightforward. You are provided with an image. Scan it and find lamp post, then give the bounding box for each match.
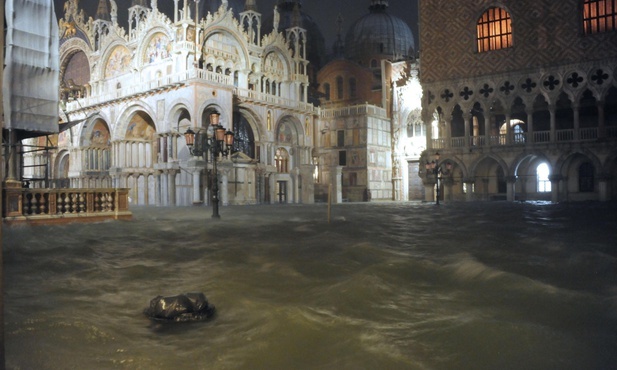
[184,110,234,218]
[425,152,452,205]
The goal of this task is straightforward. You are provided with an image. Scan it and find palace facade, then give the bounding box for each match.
[418,0,617,202]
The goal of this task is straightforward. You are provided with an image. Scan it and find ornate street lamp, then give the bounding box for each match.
[184,110,234,218]
[425,152,452,205]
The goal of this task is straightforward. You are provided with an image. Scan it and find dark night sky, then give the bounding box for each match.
[52,0,418,52]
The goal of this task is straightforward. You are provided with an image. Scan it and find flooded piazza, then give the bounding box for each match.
[3,201,617,369]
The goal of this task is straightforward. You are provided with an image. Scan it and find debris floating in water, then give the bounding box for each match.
[144,293,216,322]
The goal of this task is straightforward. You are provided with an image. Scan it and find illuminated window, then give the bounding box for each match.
[477,7,512,52]
[537,163,551,192]
[275,148,289,173]
[583,0,617,34]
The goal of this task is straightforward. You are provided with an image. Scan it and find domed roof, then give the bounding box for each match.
[344,1,415,65]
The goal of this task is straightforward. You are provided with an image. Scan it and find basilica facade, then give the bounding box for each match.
[18,0,423,208]
[45,0,318,207]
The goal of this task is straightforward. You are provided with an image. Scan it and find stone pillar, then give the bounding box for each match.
[549,104,556,142]
[300,164,315,204]
[598,174,609,202]
[505,113,512,145]
[526,108,534,145]
[167,171,177,206]
[549,174,562,203]
[505,176,517,202]
[464,179,475,202]
[443,177,454,203]
[425,114,433,150]
[444,116,452,149]
[482,178,490,201]
[597,100,606,139]
[331,166,343,203]
[464,113,471,149]
[573,104,580,141]
[155,171,162,206]
[485,112,493,147]
[187,158,205,205]
[423,180,436,202]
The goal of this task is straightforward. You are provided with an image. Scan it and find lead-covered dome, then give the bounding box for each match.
[345,0,415,66]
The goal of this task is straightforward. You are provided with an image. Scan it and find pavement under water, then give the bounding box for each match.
[3,201,617,369]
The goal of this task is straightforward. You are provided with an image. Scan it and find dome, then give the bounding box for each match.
[344,1,415,65]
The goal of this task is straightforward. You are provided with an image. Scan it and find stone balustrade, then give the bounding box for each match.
[3,185,132,225]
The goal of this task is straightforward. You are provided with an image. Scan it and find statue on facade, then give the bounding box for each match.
[273,5,280,30]
[110,0,118,19]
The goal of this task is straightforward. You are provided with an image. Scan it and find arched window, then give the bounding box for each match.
[275,148,289,173]
[232,113,255,159]
[579,162,595,192]
[477,7,512,52]
[349,78,357,98]
[537,163,551,192]
[583,0,617,34]
[336,76,344,99]
[323,83,330,101]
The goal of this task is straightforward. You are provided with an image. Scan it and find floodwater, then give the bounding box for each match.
[3,201,617,370]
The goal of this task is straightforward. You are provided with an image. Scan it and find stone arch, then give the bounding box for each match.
[554,148,602,178]
[168,102,193,132]
[275,115,303,146]
[54,150,71,187]
[137,28,174,67]
[555,150,603,200]
[471,154,511,198]
[262,46,292,78]
[114,104,158,140]
[512,151,553,197]
[79,116,111,147]
[59,39,93,99]
[202,28,251,71]
[101,43,134,80]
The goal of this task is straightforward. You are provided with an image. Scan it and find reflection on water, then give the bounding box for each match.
[4,202,617,369]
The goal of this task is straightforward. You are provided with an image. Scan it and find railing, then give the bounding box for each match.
[3,187,132,225]
[534,131,551,143]
[556,129,574,142]
[319,103,387,118]
[234,87,318,113]
[431,127,616,150]
[580,127,598,141]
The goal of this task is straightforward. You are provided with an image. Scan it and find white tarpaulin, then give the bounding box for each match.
[3,0,59,138]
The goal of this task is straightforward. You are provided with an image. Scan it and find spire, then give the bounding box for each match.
[245,0,258,12]
[95,0,111,21]
[291,2,301,27]
[332,14,345,57]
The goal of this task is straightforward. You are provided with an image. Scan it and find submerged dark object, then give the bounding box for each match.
[144,293,216,322]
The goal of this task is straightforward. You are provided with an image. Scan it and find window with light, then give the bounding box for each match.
[477,7,512,52]
[537,163,551,192]
[583,0,617,34]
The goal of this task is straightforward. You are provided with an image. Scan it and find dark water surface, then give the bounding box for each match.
[4,201,617,369]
